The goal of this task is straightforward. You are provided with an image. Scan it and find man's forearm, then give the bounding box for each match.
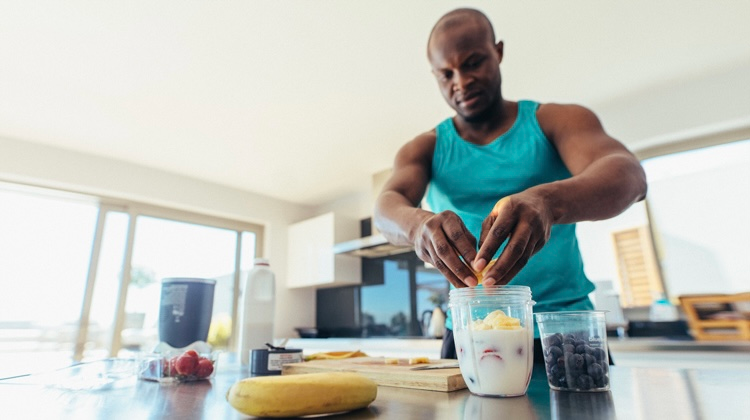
[534,153,647,225]
[374,191,433,246]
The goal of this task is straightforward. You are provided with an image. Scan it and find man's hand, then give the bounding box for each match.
[473,193,553,286]
[412,210,480,288]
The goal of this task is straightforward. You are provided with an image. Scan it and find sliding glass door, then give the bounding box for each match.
[0,182,263,371]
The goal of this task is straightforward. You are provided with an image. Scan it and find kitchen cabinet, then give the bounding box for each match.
[287,212,361,288]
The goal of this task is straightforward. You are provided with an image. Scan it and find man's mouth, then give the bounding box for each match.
[457,91,481,107]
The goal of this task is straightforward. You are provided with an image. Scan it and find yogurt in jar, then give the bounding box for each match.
[454,310,533,397]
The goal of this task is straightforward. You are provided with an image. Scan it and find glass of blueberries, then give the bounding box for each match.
[535,311,610,392]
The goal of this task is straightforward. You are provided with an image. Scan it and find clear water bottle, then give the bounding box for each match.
[239,258,276,366]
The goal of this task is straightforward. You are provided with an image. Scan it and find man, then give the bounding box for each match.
[373,8,647,360]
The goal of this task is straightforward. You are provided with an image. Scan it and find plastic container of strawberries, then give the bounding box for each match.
[137,341,219,383]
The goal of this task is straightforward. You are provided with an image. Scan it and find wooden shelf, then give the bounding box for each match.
[679,293,750,341]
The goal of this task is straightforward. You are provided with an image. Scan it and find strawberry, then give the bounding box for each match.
[175,352,199,376]
[184,349,199,358]
[195,358,214,378]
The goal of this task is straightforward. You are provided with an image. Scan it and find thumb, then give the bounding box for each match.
[474,197,513,270]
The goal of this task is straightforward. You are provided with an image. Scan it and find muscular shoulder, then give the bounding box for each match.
[535,103,604,141]
[395,129,437,167]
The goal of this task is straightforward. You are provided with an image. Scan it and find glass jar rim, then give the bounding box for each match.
[534,310,608,316]
[534,310,609,322]
[449,285,532,300]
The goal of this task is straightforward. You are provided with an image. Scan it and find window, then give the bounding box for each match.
[642,139,749,298]
[0,182,263,373]
[0,185,99,374]
[578,138,750,308]
[361,258,413,336]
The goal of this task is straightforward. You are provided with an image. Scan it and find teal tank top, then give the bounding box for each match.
[426,100,594,332]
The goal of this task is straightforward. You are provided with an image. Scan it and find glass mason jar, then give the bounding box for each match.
[449,285,535,397]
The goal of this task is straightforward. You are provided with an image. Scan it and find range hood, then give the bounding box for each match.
[333,169,415,258]
[333,233,413,258]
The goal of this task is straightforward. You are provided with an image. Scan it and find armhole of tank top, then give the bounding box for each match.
[526,101,557,153]
[432,119,451,176]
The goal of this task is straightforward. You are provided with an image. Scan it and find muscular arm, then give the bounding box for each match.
[373,132,434,246]
[475,104,647,285]
[374,131,479,287]
[535,104,647,224]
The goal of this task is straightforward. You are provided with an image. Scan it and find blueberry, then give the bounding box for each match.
[563,344,575,354]
[557,356,566,368]
[563,334,576,344]
[544,333,563,348]
[548,345,563,359]
[587,363,604,380]
[574,339,586,348]
[558,376,567,388]
[576,374,594,390]
[595,375,609,388]
[546,354,557,367]
[548,363,560,376]
[584,354,596,367]
[565,352,577,366]
[593,347,607,362]
[575,344,586,354]
[573,354,585,370]
[548,374,560,387]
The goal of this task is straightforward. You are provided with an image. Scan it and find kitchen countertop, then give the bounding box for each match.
[1,354,748,419]
[285,336,750,355]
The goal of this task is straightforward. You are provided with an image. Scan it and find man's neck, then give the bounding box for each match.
[453,100,517,145]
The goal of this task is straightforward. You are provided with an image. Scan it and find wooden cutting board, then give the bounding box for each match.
[281,357,466,392]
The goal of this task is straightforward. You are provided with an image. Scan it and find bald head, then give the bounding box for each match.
[428,8,495,57]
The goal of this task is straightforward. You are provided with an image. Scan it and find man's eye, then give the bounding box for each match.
[465,58,482,69]
[440,72,452,82]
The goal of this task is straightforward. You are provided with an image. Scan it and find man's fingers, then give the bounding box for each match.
[433,235,477,287]
[420,225,476,287]
[481,227,532,286]
[444,224,479,284]
[475,216,514,272]
[429,250,467,288]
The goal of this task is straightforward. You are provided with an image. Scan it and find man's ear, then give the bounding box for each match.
[495,40,504,64]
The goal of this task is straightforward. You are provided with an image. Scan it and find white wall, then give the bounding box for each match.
[0,136,317,340]
[595,58,750,148]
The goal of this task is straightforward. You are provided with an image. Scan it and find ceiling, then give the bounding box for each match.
[1,1,749,206]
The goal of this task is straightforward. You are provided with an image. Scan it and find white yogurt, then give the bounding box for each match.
[454,328,533,396]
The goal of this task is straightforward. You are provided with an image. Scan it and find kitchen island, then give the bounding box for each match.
[0,354,747,419]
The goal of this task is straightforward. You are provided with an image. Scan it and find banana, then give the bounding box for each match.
[226,372,378,418]
[304,350,368,361]
[474,258,498,283]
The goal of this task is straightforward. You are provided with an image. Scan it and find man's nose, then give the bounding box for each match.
[453,72,472,92]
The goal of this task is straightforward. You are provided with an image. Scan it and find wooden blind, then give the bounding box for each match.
[611,226,664,308]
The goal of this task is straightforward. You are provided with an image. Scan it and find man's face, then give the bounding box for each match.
[429,24,503,121]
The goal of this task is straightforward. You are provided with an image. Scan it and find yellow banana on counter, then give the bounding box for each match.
[226,372,378,418]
